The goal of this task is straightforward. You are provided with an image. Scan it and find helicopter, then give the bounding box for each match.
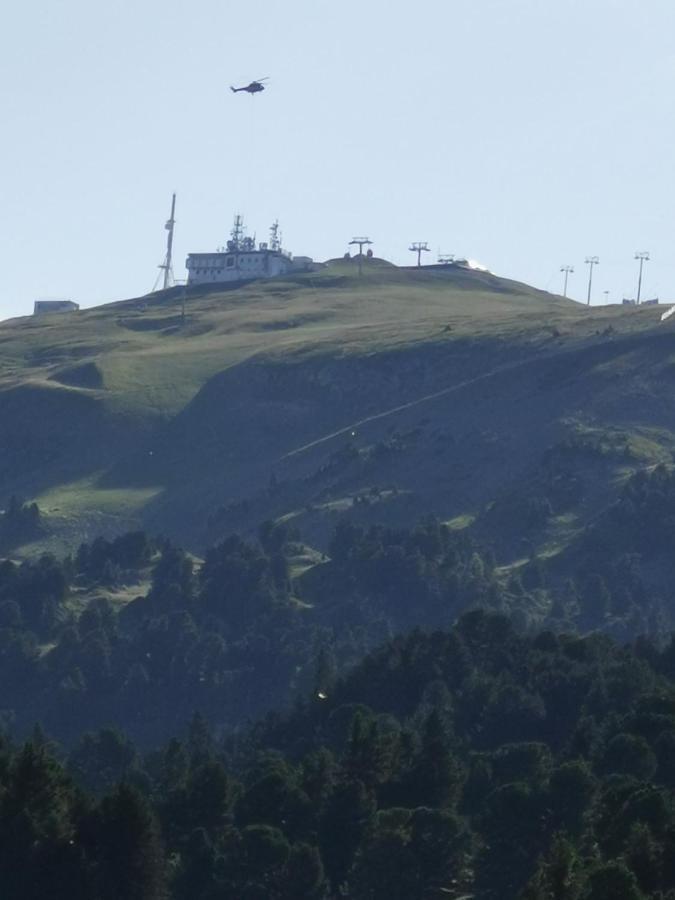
[230,78,269,95]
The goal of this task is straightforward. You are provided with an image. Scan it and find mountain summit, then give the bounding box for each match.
[0,259,670,563]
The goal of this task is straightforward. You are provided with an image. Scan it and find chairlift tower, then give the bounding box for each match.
[157,193,177,291]
[635,251,650,305]
[409,242,430,267]
[560,265,574,298]
[349,236,373,275]
[584,256,599,306]
[349,236,372,256]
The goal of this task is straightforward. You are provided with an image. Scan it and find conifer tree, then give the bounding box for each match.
[95,784,167,900]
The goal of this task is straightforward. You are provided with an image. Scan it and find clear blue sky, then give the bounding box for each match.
[2,0,674,319]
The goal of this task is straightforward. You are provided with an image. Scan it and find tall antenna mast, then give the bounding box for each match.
[409,242,430,267]
[158,193,176,291]
[560,265,574,298]
[584,256,599,306]
[634,251,649,305]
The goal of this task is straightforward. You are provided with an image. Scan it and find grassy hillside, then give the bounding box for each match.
[0,257,671,561]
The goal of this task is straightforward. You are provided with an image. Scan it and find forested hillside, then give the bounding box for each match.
[3,267,675,897]
[5,613,675,899]
[2,462,675,748]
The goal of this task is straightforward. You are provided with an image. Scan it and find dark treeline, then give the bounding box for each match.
[1,521,495,744]
[6,612,675,898]
[1,464,675,745]
[0,495,42,550]
[2,466,675,895]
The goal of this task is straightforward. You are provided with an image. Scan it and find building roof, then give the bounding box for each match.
[186,248,288,259]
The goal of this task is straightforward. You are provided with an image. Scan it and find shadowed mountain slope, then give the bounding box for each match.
[0,259,672,561]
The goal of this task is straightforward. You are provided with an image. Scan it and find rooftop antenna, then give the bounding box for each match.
[157,192,176,291]
[231,214,245,251]
[584,256,599,306]
[635,251,650,305]
[560,265,574,298]
[270,220,281,252]
[349,236,372,275]
[409,242,430,267]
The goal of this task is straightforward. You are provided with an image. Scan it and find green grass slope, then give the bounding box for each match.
[0,258,671,558]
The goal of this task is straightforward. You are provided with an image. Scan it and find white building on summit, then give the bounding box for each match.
[186,216,314,287]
